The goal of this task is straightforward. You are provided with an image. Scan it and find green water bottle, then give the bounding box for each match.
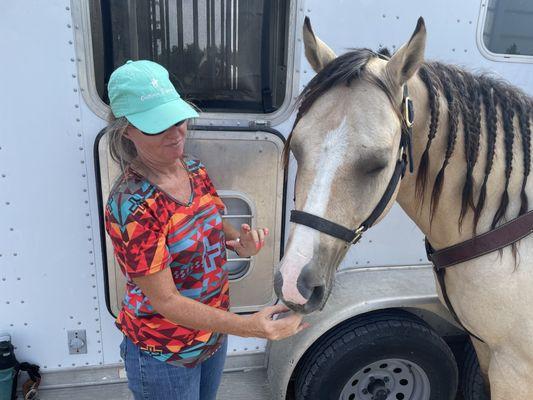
[0,334,16,400]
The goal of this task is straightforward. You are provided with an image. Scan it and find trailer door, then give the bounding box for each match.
[96,127,285,315]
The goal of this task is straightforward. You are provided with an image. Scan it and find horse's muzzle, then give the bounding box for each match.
[274,268,328,314]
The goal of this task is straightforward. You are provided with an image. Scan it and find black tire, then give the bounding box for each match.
[461,341,490,400]
[294,312,458,400]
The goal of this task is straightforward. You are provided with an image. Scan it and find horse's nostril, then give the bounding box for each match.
[297,279,314,300]
[304,285,326,312]
[280,284,327,314]
[296,265,324,301]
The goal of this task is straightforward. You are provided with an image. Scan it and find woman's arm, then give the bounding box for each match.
[222,219,241,241]
[133,267,306,340]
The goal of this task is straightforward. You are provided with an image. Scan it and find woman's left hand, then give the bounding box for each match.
[226,224,269,257]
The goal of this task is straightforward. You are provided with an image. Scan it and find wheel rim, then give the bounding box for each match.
[339,358,431,400]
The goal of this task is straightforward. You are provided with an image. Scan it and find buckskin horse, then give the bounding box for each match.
[274,17,533,399]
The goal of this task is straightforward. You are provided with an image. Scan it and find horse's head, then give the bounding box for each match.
[275,17,427,314]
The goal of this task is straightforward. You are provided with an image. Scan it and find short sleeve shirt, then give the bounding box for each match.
[104,159,229,367]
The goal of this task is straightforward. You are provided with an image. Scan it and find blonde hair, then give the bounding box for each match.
[104,113,137,173]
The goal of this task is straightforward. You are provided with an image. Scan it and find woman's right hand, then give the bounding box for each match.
[245,304,309,340]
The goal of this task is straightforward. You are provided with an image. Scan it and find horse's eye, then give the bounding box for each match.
[359,152,389,176]
[366,164,387,175]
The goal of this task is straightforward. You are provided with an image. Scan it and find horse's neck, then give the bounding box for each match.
[396,75,530,249]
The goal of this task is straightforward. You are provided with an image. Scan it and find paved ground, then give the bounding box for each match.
[36,368,272,400]
[34,366,468,399]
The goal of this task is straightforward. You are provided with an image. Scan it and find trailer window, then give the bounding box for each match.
[482,0,533,57]
[89,0,290,113]
[221,195,253,280]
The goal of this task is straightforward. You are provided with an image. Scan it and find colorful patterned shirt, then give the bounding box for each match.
[104,159,229,367]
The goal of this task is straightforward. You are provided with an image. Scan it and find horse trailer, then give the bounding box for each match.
[1,0,532,399]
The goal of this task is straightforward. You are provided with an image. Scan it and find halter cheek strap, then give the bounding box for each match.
[289,85,415,245]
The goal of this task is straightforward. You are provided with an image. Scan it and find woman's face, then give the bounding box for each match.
[125,120,189,164]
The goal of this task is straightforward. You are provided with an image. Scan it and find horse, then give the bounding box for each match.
[274,17,533,399]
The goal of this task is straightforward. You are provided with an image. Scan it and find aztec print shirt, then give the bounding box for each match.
[104,159,229,367]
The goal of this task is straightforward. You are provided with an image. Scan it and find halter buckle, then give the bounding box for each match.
[350,226,365,245]
[403,96,415,128]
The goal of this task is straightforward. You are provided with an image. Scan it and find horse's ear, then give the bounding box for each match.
[385,17,426,86]
[303,17,336,73]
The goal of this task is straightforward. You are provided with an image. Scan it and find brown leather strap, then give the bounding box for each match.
[434,267,485,343]
[428,209,533,271]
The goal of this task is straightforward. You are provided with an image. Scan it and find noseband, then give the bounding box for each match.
[290,85,415,246]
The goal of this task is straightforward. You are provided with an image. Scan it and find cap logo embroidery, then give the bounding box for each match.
[140,86,173,101]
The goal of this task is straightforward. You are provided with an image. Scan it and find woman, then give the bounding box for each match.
[104,60,306,400]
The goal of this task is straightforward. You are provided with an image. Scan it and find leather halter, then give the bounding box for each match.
[290,85,415,246]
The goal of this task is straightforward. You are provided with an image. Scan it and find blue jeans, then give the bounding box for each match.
[120,336,227,400]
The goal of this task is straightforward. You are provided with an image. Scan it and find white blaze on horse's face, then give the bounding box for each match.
[278,118,351,305]
[275,17,426,314]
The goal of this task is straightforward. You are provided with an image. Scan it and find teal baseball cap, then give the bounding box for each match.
[108,60,199,134]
